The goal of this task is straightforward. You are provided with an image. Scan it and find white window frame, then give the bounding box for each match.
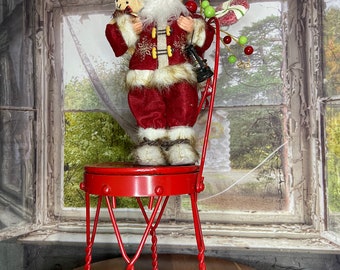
[9,0,338,252]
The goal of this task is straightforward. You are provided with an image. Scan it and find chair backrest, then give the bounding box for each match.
[195,17,220,193]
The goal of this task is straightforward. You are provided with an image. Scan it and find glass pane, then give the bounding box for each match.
[62,13,137,208]
[323,0,340,239]
[0,1,35,237]
[182,1,288,212]
[63,2,289,213]
[0,11,34,107]
[63,14,136,131]
[0,110,35,229]
[214,0,284,107]
[323,0,340,97]
[186,107,288,212]
[63,111,134,207]
[325,102,340,238]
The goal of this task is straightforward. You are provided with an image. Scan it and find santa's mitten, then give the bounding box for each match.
[134,128,167,166]
[165,126,199,166]
[215,0,249,26]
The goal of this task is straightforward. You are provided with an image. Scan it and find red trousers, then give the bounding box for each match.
[128,82,198,129]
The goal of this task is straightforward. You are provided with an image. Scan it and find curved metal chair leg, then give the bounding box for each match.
[191,192,206,270]
[84,194,103,270]
[103,196,169,270]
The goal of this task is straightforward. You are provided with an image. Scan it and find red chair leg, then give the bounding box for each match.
[139,196,170,270]
[84,194,103,270]
[150,228,158,270]
[105,196,169,270]
[190,192,206,270]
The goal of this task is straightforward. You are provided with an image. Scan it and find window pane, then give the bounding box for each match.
[182,1,289,213]
[62,1,292,215]
[0,110,35,230]
[0,2,35,236]
[323,0,340,97]
[63,111,133,207]
[325,102,340,237]
[62,14,135,208]
[323,0,340,239]
[214,1,284,107]
[186,107,288,212]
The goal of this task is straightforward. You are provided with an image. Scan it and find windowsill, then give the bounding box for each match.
[18,221,340,254]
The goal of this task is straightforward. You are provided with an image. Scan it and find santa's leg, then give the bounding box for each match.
[164,82,199,165]
[128,87,167,165]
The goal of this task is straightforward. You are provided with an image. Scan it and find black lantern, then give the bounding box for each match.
[185,44,214,83]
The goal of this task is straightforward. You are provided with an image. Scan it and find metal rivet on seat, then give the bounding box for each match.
[102,185,111,195]
[80,182,86,191]
[155,186,164,195]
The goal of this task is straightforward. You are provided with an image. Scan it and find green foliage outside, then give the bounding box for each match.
[63,58,137,207]
[326,108,340,212]
[228,109,283,170]
[323,8,340,96]
[63,111,134,207]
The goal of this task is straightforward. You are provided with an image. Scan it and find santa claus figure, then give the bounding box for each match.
[106,0,215,165]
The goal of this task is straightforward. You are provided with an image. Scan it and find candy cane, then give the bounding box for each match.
[215,0,249,26]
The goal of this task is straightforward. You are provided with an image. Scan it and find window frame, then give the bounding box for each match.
[51,0,304,223]
[0,0,338,253]
[33,0,338,249]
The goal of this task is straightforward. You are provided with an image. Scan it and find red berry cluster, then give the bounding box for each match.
[222,34,254,65]
[184,1,254,67]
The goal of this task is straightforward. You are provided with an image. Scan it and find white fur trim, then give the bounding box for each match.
[116,14,139,47]
[167,143,198,165]
[126,63,197,89]
[168,126,196,141]
[152,63,196,88]
[126,69,153,88]
[189,18,207,47]
[138,127,167,141]
[135,145,167,165]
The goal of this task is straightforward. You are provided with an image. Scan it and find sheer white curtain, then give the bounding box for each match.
[64,12,138,141]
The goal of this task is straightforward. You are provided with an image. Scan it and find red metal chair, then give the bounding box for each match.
[80,17,220,270]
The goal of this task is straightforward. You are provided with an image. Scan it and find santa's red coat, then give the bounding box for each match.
[106,14,214,130]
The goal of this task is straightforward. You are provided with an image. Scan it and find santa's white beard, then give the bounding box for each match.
[140,0,189,26]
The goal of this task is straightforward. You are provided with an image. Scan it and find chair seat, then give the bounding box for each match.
[82,162,201,197]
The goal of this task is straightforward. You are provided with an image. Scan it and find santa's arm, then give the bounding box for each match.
[105,14,140,57]
[190,17,215,51]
